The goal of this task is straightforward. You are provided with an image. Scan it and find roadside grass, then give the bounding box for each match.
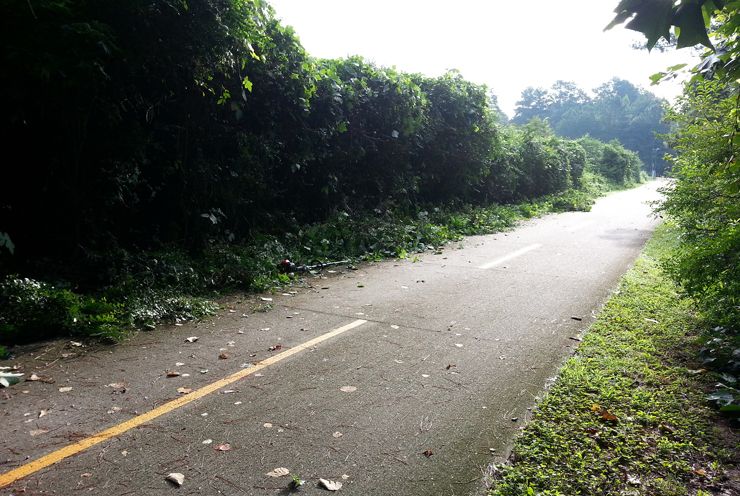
[488,222,737,496]
[0,173,627,349]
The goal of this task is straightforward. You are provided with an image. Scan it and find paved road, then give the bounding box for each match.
[1,182,663,495]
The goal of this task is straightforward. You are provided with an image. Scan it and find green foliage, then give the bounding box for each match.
[0,277,126,343]
[658,79,739,331]
[489,224,733,495]
[0,0,640,346]
[513,79,668,174]
[608,0,740,84]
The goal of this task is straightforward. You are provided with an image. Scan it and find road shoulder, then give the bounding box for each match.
[486,223,740,495]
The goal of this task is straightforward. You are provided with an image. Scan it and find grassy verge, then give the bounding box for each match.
[488,223,738,496]
[0,174,628,350]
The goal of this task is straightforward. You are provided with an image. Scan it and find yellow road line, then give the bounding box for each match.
[0,319,368,488]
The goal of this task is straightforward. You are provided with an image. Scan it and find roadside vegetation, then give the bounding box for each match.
[0,0,650,352]
[489,3,740,493]
[488,223,738,496]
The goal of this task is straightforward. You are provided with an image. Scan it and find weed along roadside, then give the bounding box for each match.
[486,223,739,496]
[0,170,638,358]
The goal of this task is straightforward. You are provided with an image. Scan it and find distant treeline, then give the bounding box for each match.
[512,79,669,175]
[0,0,645,279]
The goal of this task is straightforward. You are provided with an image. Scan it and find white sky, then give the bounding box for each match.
[268,0,697,117]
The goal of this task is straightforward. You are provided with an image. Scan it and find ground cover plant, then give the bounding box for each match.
[487,223,738,496]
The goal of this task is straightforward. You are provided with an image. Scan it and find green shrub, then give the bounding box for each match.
[0,277,126,343]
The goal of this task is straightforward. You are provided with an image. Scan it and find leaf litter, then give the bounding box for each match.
[319,478,342,491]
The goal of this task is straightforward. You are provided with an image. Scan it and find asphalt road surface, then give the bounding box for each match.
[1,182,663,495]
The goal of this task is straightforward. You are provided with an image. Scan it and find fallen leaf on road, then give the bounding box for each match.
[166,371,181,377]
[423,449,433,457]
[28,373,54,384]
[219,352,229,359]
[446,364,456,370]
[214,443,231,451]
[268,344,282,352]
[333,431,343,438]
[177,387,192,395]
[319,478,342,491]
[165,473,185,487]
[266,467,290,478]
[29,429,48,436]
[339,386,357,393]
[185,337,199,343]
[58,386,73,393]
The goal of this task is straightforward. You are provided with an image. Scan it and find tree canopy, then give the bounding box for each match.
[512,79,669,175]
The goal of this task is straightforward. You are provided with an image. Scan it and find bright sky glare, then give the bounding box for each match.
[268,0,697,117]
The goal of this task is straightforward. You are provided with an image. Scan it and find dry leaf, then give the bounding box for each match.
[166,371,180,377]
[58,386,73,393]
[185,337,199,343]
[218,352,229,359]
[214,443,231,451]
[339,385,357,393]
[693,468,707,477]
[590,404,618,422]
[177,387,192,395]
[423,449,433,457]
[268,344,282,352]
[318,479,343,491]
[265,467,290,478]
[165,473,185,487]
[28,373,54,384]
